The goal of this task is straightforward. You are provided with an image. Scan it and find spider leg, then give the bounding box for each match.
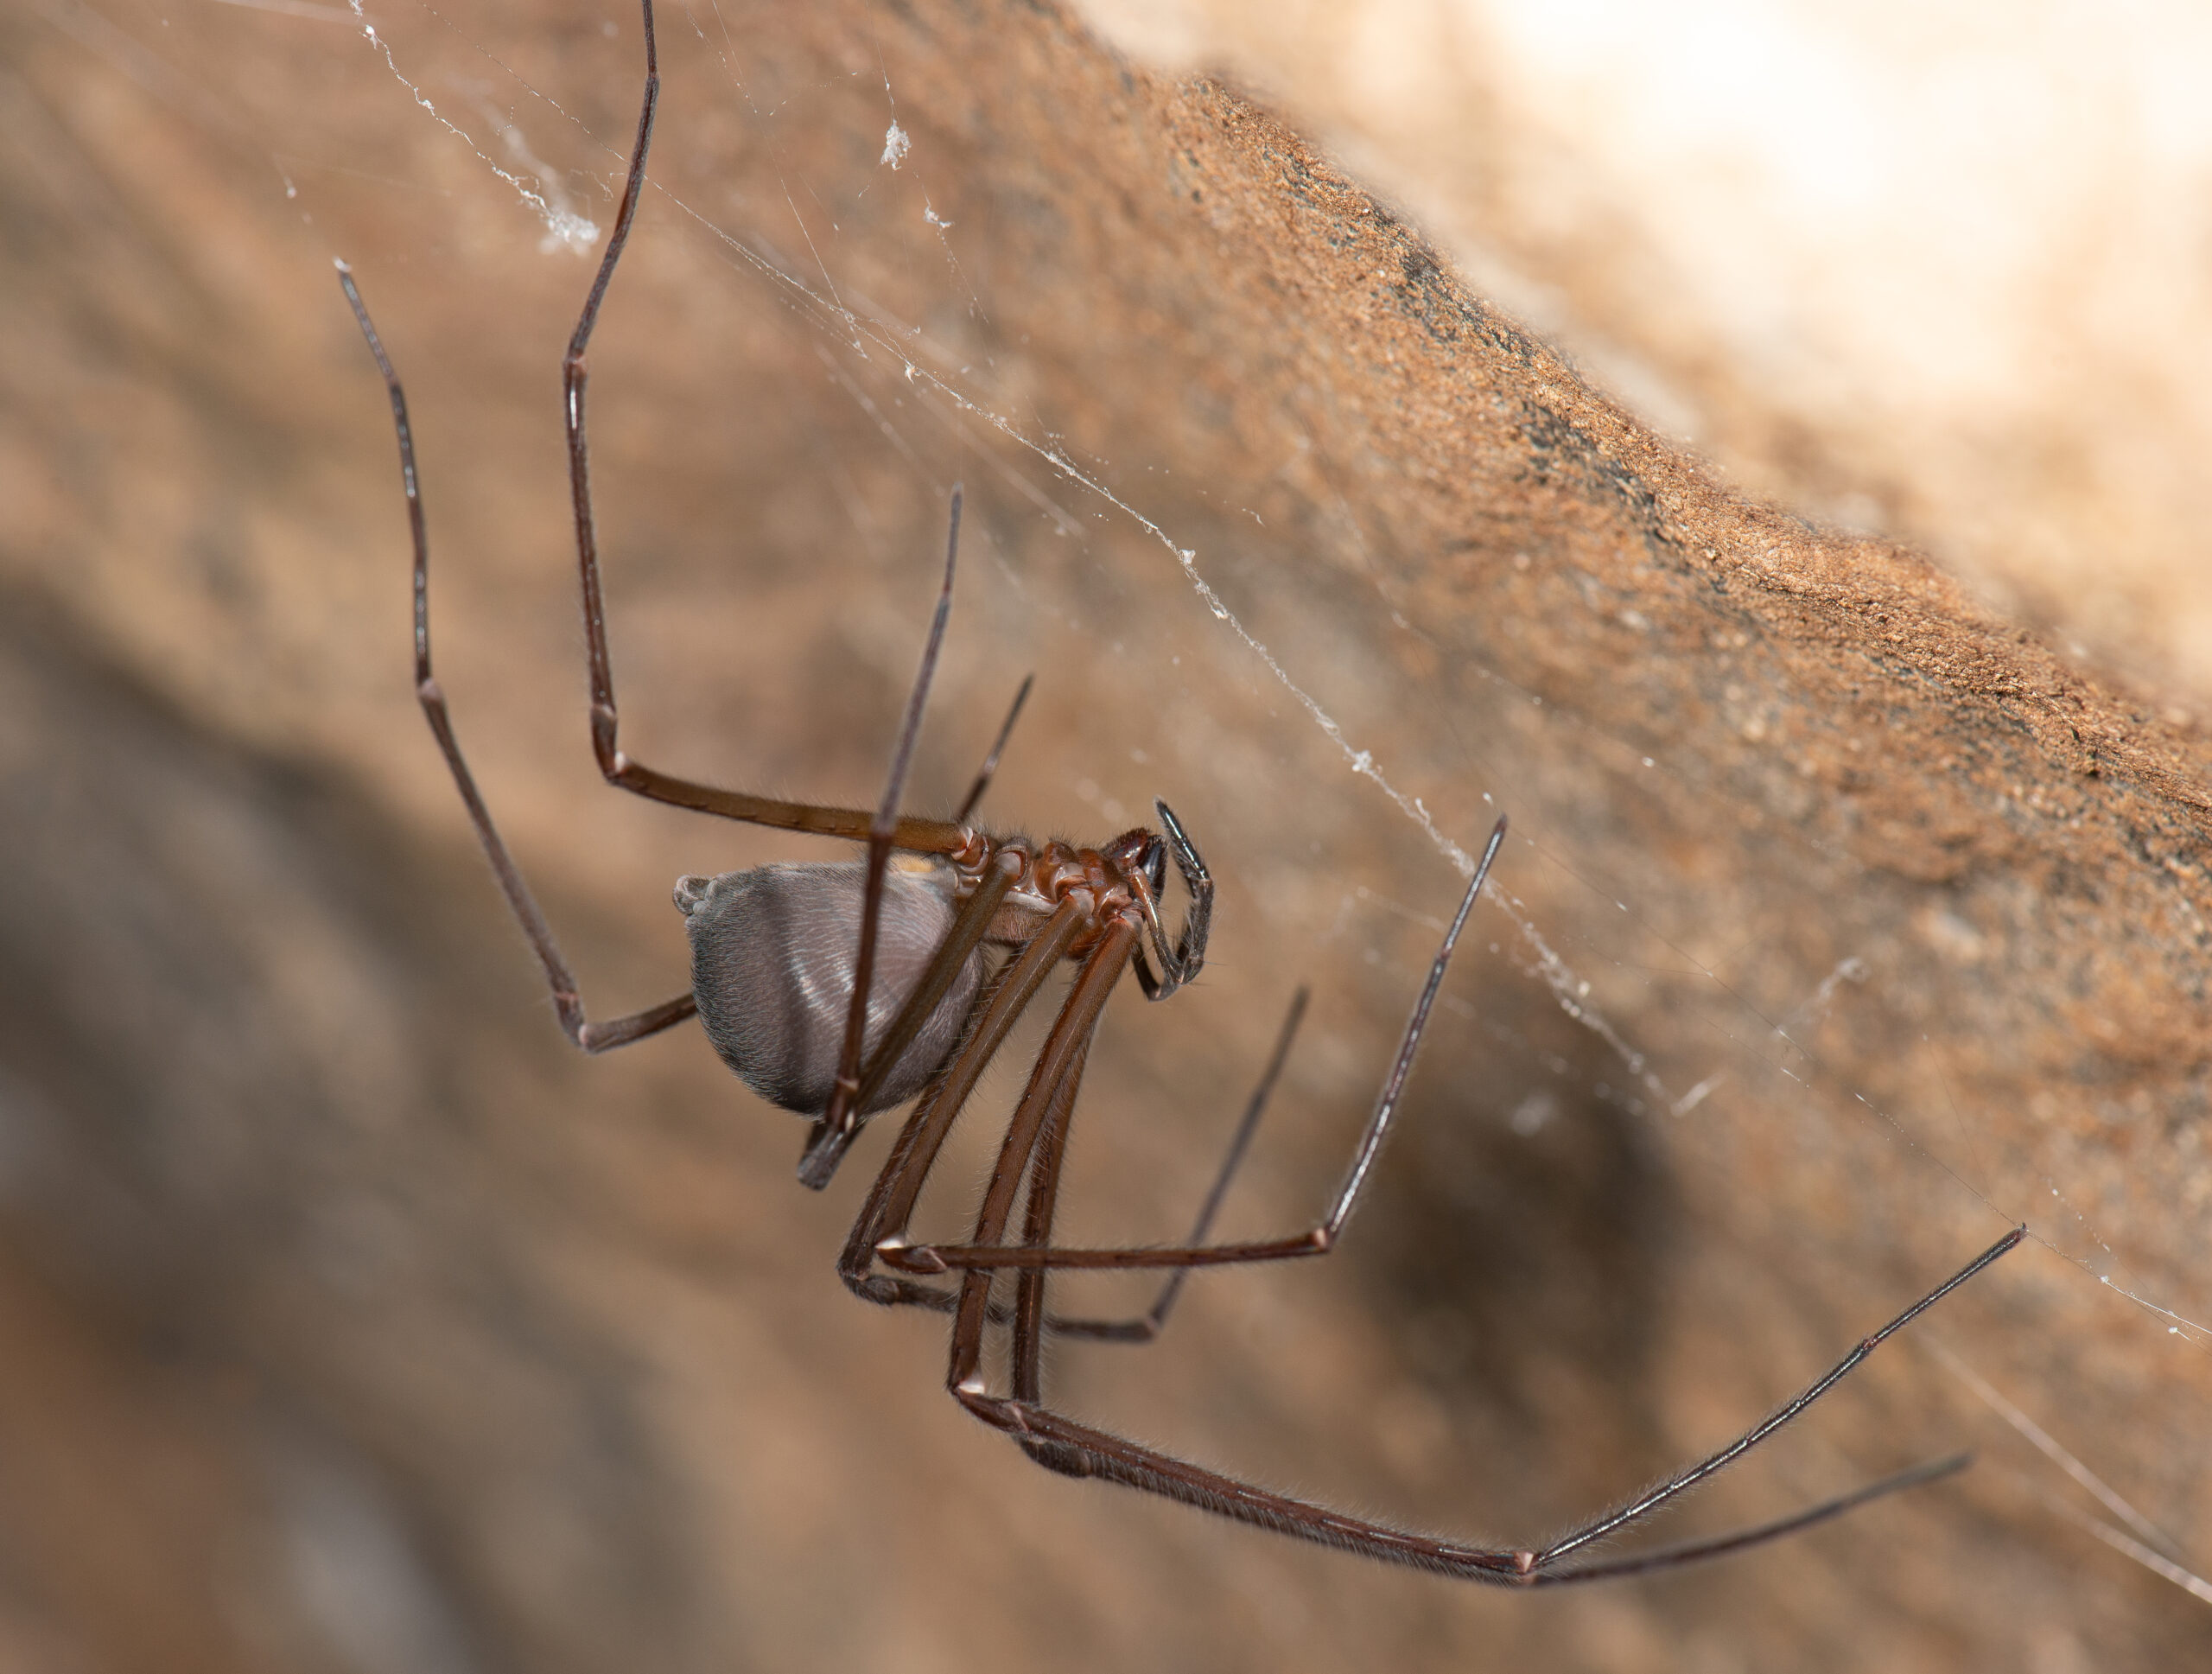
[955,674,1033,824]
[951,871,2017,1571]
[1009,1029,1092,1395]
[837,897,1090,1300]
[561,0,968,860]
[1517,1453,1974,1583]
[962,1225,2020,1584]
[807,664,1031,1185]
[854,852,1016,1116]
[885,818,1506,1276]
[947,921,1140,1397]
[806,491,967,1178]
[836,956,1295,1348]
[955,1396,1972,1586]
[1528,1224,2023,1571]
[338,264,696,1057]
[1052,985,1307,1342]
[1007,984,1312,1352]
[798,849,1012,1191]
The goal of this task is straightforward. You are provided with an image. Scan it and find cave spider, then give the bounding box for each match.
[336,0,2018,1586]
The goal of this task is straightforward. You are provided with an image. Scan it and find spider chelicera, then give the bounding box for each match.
[336,0,2018,1586]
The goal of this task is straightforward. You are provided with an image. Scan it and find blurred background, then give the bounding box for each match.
[1088,0,2212,713]
[0,0,2206,1670]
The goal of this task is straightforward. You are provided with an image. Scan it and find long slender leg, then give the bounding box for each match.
[955,1227,2022,1583]
[1527,1224,2024,1570]
[560,0,967,858]
[810,681,1036,1194]
[948,922,1139,1397]
[1052,986,1308,1343]
[801,490,967,1187]
[994,955,1222,1429]
[1004,977,1292,1371]
[885,817,1509,1276]
[837,897,1090,1308]
[835,920,1281,1347]
[1011,1033,1092,1400]
[956,675,1033,825]
[338,264,695,1055]
[839,1009,1148,1352]
[853,845,1015,1119]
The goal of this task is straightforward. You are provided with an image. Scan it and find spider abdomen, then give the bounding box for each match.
[675,860,983,1118]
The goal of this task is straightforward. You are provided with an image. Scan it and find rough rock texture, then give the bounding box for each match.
[0,1,2204,1670]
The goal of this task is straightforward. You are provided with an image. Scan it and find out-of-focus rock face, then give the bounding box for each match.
[1083,0,2212,710]
[0,2,2205,1671]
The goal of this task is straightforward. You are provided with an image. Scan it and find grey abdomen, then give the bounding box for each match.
[675,861,983,1117]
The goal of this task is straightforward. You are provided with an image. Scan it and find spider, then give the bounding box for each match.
[336,0,2019,1587]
